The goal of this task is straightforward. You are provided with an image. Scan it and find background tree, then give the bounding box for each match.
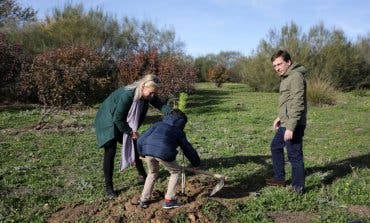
[194,55,216,82]
[238,22,370,92]
[117,49,196,99]
[158,53,197,97]
[0,32,29,101]
[354,34,370,88]
[1,1,369,107]
[207,64,228,87]
[214,51,243,82]
[194,51,243,82]
[238,54,278,92]
[0,0,36,26]
[1,2,193,105]
[3,3,185,58]
[356,34,370,62]
[3,4,122,56]
[318,31,364,90]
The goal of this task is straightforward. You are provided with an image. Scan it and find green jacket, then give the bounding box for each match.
[278,63,307,131]
[94,87,171,148]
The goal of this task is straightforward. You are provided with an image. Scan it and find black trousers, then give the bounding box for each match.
[103,139,147,190]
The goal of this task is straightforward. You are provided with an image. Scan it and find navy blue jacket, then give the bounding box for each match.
[137,114,200,167]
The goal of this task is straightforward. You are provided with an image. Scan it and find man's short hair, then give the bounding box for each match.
[271,50,291,63]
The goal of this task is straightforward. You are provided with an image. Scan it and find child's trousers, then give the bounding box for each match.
[140,156,181,202]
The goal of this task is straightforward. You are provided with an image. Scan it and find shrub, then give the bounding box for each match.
[24,45,116,107]
[117,50,197,99]
[0,33,28,102]
[194,56,216,82]
[307,77,337,106]
[207,64,228,87]
[118,50,157,86]
[238,55,279,92]
[352,87,368,97]
[157,54,197,98]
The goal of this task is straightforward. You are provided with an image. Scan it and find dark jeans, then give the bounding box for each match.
[103,139,147,190]
[270,125,305,189]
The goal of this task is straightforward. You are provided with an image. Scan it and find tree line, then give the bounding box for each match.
[1,1,369,107]
[0,1,195,107]
[196,22,369,92]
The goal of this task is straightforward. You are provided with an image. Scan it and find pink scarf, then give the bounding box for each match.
[119,100,143,171]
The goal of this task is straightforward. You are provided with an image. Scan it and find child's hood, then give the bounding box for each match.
[162,114,186,130]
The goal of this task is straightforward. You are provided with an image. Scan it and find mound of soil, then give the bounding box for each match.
[267,211,318,223]
[48,176,230,222]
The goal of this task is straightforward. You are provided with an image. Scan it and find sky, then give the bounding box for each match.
[18,0,370,57]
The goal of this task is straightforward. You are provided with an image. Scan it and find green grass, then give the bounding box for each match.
[1,83,369,222]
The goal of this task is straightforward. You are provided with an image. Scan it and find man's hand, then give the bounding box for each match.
[273,117,281,130]
[284,129,293,141]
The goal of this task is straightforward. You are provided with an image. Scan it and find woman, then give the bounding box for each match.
[94,74,171,198]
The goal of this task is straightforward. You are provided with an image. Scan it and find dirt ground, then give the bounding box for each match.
[267,211,318,223]
[47,176,232,222]
[47,175,370,223]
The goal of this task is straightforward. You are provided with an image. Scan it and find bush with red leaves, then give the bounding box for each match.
[26,45,116,107]
[208,64,228,87]
[118,50,197,100]
[0,33,26,102]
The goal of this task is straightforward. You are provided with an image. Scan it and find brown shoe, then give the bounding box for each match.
[265,178,285,187]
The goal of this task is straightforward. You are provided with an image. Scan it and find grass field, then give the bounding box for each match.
[0,83,369,222]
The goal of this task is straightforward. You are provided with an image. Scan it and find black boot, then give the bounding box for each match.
[105,186,118,198]
[103,142,118,198]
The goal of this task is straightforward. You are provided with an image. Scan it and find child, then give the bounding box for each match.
[137,109,200,209]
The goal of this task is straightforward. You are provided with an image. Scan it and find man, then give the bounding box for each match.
[266,50,307,193]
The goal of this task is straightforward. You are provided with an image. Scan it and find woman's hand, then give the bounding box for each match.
[130,131,139,140]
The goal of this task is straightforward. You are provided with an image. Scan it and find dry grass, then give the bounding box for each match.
[307,77,337,106]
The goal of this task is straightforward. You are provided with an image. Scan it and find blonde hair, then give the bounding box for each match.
[125,74,161,101]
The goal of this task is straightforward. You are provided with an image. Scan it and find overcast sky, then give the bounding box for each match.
[18,0,370,57]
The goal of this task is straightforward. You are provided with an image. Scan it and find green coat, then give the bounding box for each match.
[278,63,307,131]
[94,87,171,148]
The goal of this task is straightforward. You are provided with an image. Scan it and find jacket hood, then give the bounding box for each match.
[163,114,186,130]
[288,63,307,77]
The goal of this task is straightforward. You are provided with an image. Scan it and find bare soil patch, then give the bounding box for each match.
[47,176,231,222]
[347,204,370,218]
[267,211,318,223]
[1,120,88,136]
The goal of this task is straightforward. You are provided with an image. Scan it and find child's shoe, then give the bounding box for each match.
[138,200,149,209]
[162,200,182,209]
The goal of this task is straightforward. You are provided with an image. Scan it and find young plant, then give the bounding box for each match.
[178,92,188,112]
